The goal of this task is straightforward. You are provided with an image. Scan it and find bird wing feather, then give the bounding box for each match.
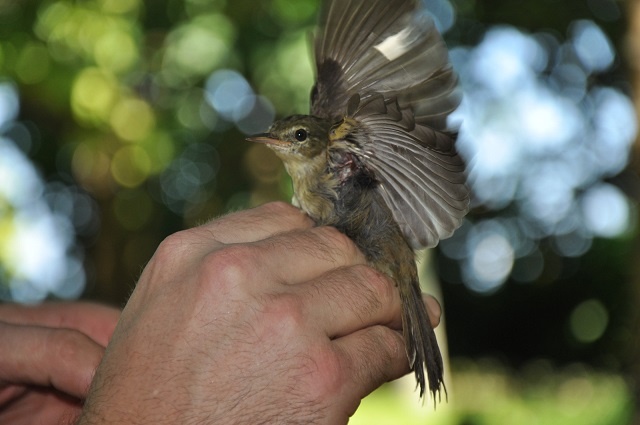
[311,0,459,131]
[341,94,469,249]
[314,0,468,248]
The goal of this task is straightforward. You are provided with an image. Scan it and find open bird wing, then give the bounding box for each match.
[342,94,468,249]
[311,0,459,132]
[313,0,468,248]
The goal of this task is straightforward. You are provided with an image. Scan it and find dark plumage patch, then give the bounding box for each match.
[311,59,346,121]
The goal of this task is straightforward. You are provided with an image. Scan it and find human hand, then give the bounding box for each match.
[79,202,442,425]
[0,302,120,425]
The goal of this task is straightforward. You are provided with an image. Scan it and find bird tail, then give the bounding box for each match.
[398,270,447,404]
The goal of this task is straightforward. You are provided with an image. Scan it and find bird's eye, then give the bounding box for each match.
[294,129,308,142]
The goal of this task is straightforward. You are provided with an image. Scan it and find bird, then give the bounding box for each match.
[247,0,469,403]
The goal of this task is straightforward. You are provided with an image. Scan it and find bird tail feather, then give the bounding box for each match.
[398,273,447,404]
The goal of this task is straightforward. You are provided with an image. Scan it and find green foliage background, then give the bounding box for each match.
[0,0,324,302]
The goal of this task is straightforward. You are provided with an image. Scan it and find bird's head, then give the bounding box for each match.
[247,115,331,162]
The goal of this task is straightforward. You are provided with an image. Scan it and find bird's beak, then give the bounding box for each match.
[246,133,290,147]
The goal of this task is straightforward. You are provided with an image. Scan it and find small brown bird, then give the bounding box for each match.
[248,0,469,403]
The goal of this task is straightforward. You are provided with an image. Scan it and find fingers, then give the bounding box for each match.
[0,322,104,399]
[144,202,317,290]
[284,265,442,338]
[201,202,314,244]
[0,302,120,347]
[423,294,442,328]
[185,226,368,303]
[250,226,367,285]
[290,265,402,338]
[333,326,410,403]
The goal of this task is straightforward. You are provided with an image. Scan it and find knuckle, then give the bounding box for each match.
[362,326,403,380]
[199,244,262,294]
[154,230,192,263]
[49,328,97,360]
[371,326,403,357]
[315,227,360,260]
[260,202,309,224]
[304,346,344,400]
[352,264,395,304]
[346,325,404,387]
[257,293,306,339]
[321,226,353,249]
[138,228,213,294]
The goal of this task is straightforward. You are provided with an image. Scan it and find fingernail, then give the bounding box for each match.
[423,295,442,319]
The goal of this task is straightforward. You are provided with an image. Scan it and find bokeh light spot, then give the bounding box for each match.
[0,83,20,128]
[463,221,515,293]
[71,142,112,191]
[571,20,615,72]
[5,215,67,287]
[0,138,43,206]
[424,0,456,33]
[570,299,609,343]
[110,98,156,142]
[159,143,219,214]
[141,132,176,174]
[592,87,638,174]
[469,27,546,93]
[582,184,630,238]
[177,89,208,130]
[15,42,51,84]
[34,2,73,44]
[94,28,139,73]
[553,230,593,258]
[205,69,253,120]
[1,138,86,303]
[163,14,235,79]
[71,68,118,124]
[205,69,276,134]
[111,145,152,188]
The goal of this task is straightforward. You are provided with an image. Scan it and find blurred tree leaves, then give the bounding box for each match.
[0,0,306,302]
